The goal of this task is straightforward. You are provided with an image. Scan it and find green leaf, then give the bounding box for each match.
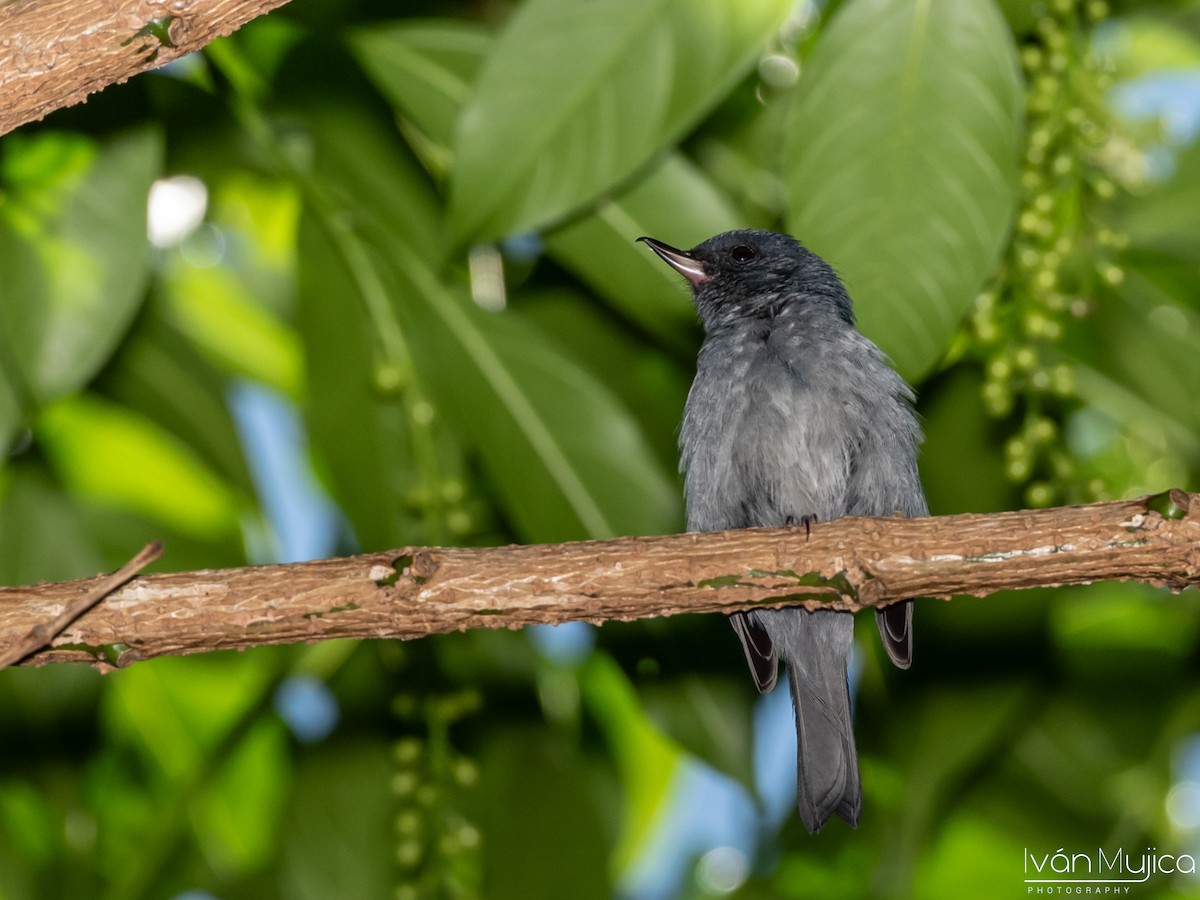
[353,19,736,352]
[1050,582,1200,679]
[544,153,740,351]
[99,653,289,894]
[297,212,430,549]
[513,287,692,473]
[398,268,682,541]
[37,394,241,541]
[98,305,256,497]
[879,682,1031,891]
[300,107,681,542]
[160,262,303,399]
[784,0,1022,382]
[0,463,104,585]
[193,717,289,872]
[448,0,793,241]
[350,19,489,159]
[279,741,395,900]
[0,373,19,457]
[0,128,161,406]
[639,674,755,791]
[471,730,610,900]
[296,104,462,549]
[581,653,682,871]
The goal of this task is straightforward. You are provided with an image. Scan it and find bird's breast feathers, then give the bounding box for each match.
[681,331,866,530]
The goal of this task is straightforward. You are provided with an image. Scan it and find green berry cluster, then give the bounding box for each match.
[391,690,482,900]
[969,0,1125,507]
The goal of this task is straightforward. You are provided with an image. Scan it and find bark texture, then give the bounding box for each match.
[0,0,292,136]
[2,491,1197,671]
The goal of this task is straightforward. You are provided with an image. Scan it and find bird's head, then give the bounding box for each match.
[638,229,854,332]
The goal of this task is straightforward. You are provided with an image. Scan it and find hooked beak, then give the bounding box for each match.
[637,236,708,286]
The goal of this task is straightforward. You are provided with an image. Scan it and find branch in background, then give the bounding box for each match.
[1,491,1197,672]
[0,0,292,137]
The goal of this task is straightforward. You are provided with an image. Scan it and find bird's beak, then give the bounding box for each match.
[637,236,708,285]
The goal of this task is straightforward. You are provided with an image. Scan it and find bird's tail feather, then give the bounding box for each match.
[786,654,861,832]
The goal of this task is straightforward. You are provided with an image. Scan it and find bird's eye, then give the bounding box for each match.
[730,245,757,263]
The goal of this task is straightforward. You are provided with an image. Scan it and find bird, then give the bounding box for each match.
[639,229,926,832]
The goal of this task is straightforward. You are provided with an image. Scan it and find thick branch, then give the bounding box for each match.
[0,0,292,137]
[2,491,1197,671]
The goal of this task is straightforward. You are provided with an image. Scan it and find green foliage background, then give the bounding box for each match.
[1,0,1199,897]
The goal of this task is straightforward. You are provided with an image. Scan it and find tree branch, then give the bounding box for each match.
[2,491,1197,672]
[0,0,292,137]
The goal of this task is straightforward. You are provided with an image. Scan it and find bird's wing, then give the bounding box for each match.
[875,602,913,670]
[730,611,778,692]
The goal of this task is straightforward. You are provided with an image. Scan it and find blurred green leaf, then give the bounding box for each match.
[1107,14,1200,79]
[0,462,104,585]
[295,104,465,548]
[0,376,19,457]
[161,263,303,399]
[876,682,1031,895]
[104,655,278,780]
[300,106,680,542]
[0,128,161,405]
[98,305,256,497]
[98,652,289,897]
[581,653,682,871]
[785,0,1022,381]
[514,286,691,473]
[639,674,754,792]
[297,211,430,550]
[544,153,740,351]
[279,741,395,900]
[350,19,489,172]
[37,394,241,541]
[1051,582,1200,679]
[0,781,59,865]
[473,730,610,900]
[401,276,682,540]
[912,813,1025,900]
[448,0,793,240]
[193,717,289,873]
[1076,266,1200,440]
[1111,140,1200,268]
[918,366,1015,515]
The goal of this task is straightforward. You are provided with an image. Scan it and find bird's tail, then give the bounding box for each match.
[785,633,861,832]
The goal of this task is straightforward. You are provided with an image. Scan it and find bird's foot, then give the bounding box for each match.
[785,514,818,541]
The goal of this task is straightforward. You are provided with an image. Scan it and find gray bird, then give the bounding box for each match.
[639,229,926,832]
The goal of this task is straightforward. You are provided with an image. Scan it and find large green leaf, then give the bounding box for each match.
[513,287,691,473]
[295,103,461,550]
[279,741,395,900]
[0,129,161,410]
[36,395,241,541]
[399,272,682,541]
[0,464,104,586]
[349,19,489,167]
[448,0,793,241]
[297,212,433,550]
[353,20,736,352]
[471,730,610,900]
[544,153,741,352]
[98,305,256,498]
[300,107,680,542]
[581,653,682,872]
[784,0,1022,382]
